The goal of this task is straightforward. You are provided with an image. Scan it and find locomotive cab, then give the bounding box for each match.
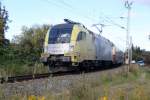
[41,24,75,68]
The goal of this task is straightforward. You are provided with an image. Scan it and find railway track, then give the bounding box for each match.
[0,65,123,84]
[0,73,50,84]
[0,70,83,84]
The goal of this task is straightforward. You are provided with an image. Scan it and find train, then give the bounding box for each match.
[40,19,124,71]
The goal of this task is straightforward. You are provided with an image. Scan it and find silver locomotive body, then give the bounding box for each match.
[41,19,124,71]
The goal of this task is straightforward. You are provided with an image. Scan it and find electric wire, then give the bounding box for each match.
[40,0,96,23]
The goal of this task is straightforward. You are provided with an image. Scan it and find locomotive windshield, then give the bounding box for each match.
[48,24,73,44]
[48,28,72,43]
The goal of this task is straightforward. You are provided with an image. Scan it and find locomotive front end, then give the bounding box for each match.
[41,24,75,69]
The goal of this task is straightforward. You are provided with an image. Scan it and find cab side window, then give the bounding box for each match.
[77,32,86,41]
[82,32,86,40]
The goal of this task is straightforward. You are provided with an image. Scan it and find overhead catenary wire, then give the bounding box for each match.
[39,0,96,23]
[98,11,127,31]
[58,0,73,8]
[39,0,126,31]
[103,16,126,30]
[57,0,97,20]
[55,0,97,22]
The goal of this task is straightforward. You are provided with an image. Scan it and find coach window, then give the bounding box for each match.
[77,32,86,41]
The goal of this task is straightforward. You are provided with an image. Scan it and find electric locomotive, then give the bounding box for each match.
[40,19,124,71]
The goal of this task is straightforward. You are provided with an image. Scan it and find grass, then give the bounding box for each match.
[0,64,150,100]
[66,65,150,100]
[0,62,49,77]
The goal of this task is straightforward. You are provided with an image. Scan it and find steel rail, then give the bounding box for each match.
[0,65,122,84]
[0,70,81,84]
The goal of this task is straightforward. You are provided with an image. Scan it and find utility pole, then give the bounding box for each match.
[124,0,133,74]
[130,36,132,63]
[125,1,133,63]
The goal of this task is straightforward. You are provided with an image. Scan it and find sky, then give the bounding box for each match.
[1,0,150,51]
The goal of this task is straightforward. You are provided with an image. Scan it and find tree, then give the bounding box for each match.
[142,51,150,64]
[0,2,9,46]
[132,45,143,61]
[13,24,51,62]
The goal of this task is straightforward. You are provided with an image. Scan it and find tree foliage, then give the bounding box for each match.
[142,51,150,64]
[132,45,150,64]
[132,46,143,61]
[0,2,9,46]
[13,24,51,63]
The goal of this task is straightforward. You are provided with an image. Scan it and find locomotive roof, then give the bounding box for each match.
[52,24,74,29]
